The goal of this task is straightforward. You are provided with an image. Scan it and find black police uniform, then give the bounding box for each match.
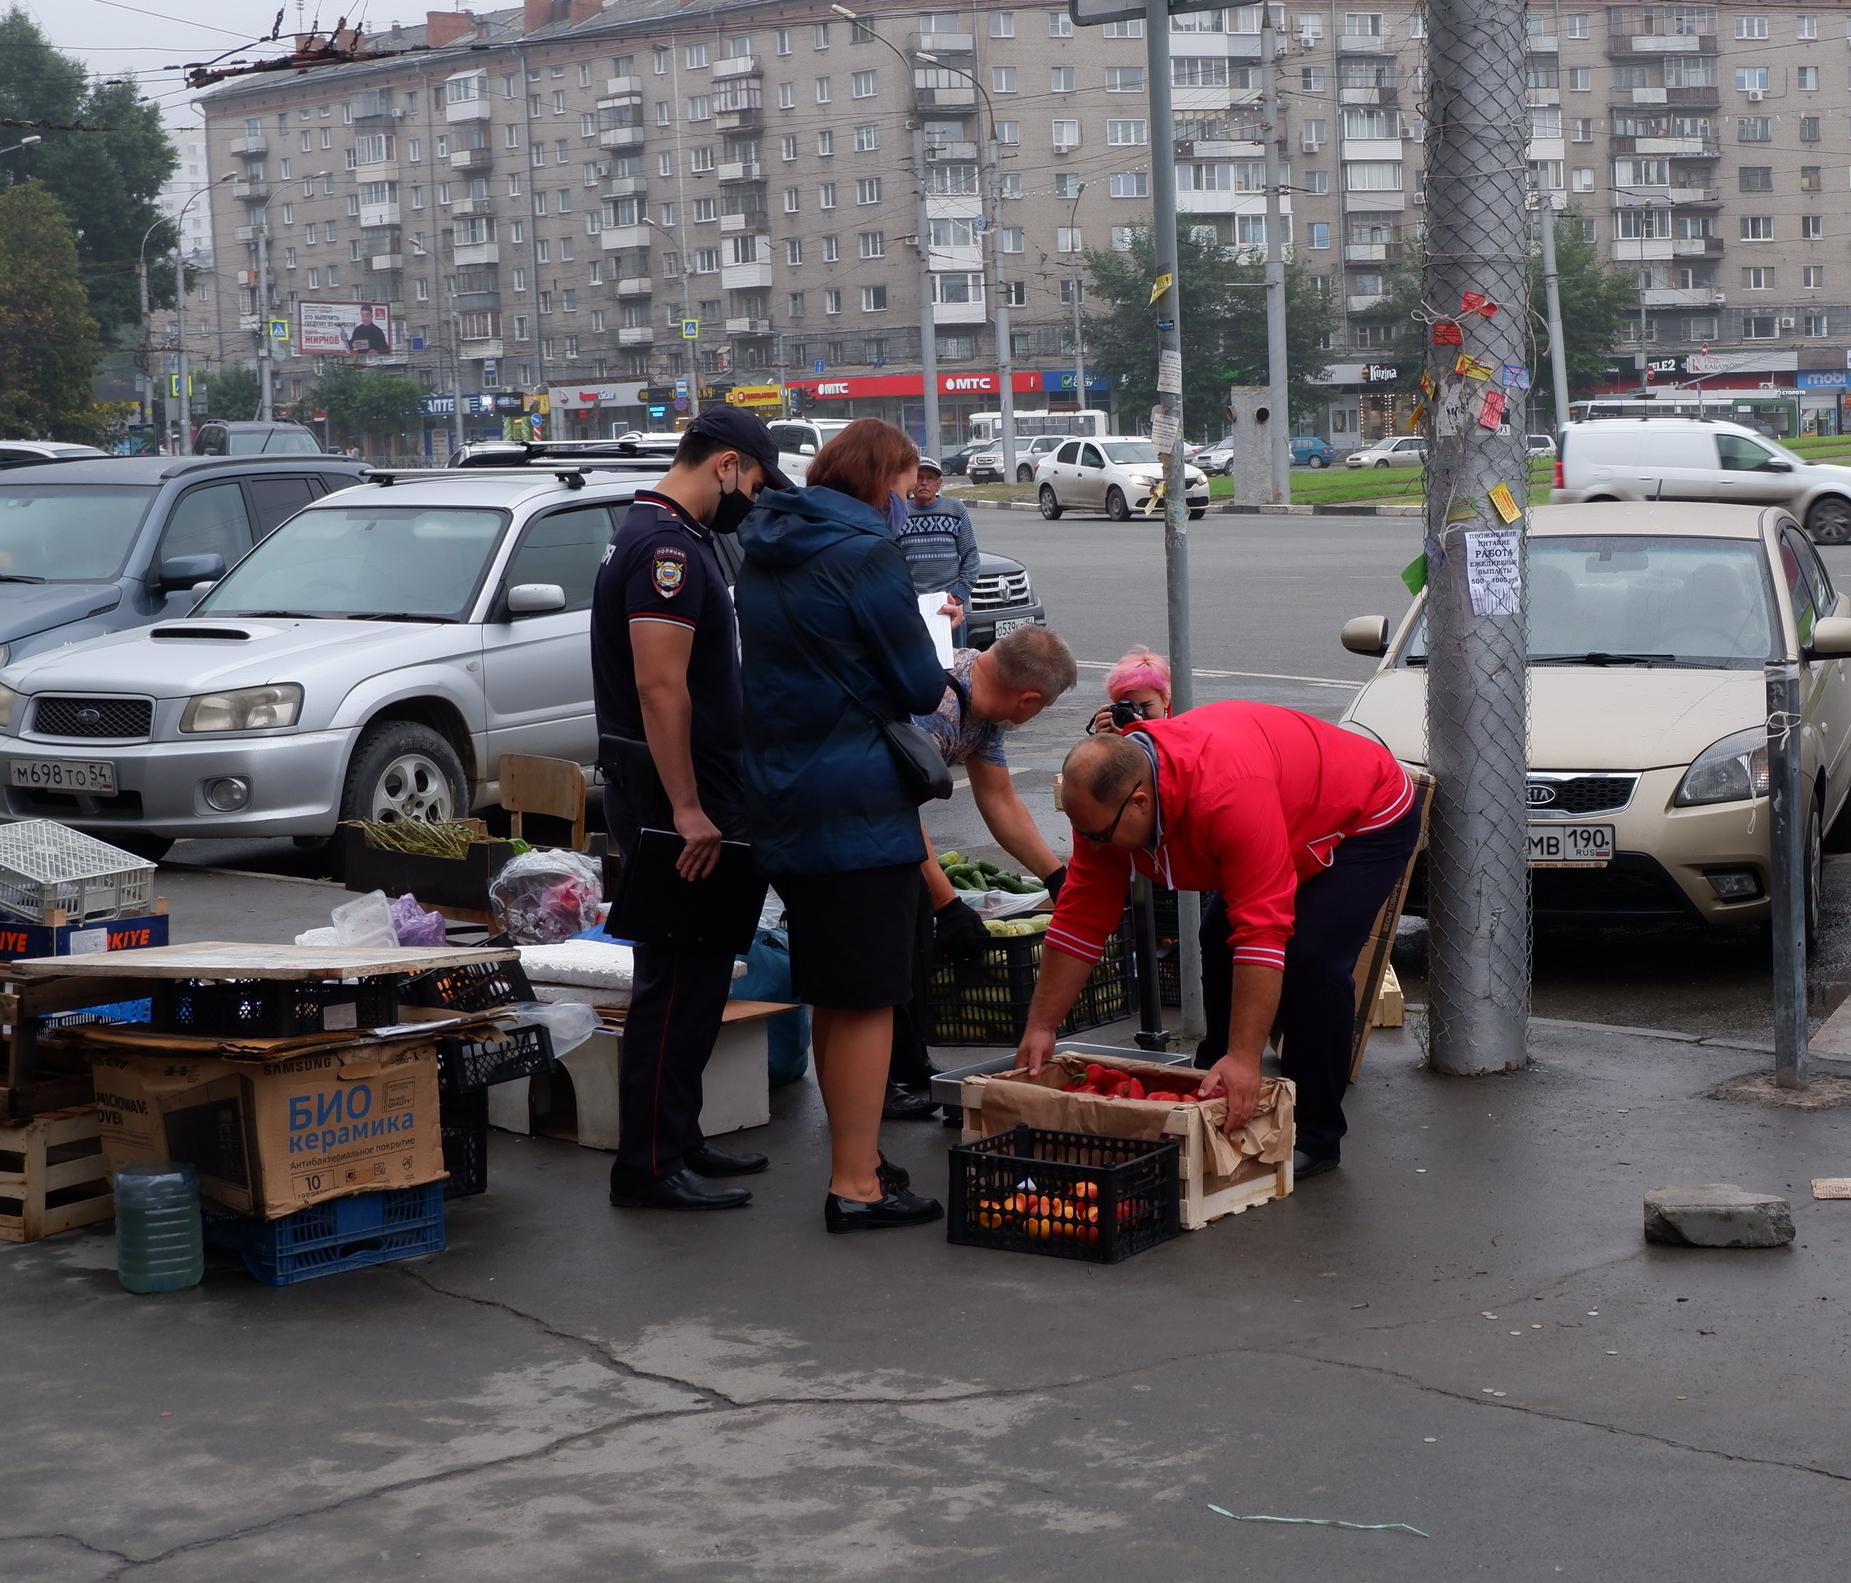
[590,487,744,1183]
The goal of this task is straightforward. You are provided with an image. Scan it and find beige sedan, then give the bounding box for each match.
[1338,502,1851,935]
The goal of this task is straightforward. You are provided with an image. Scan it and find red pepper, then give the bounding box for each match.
[1125,1076,1147,1101]
[1084,1063,1111,1086]
[1146,1090,1181,1103]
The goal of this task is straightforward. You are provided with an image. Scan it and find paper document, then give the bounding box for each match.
[917,592,956,667]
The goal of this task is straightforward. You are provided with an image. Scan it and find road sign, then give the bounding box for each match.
[268,318,290,341]
[681,318,700,340]
[813,359,827,375]
[409,334,426,352]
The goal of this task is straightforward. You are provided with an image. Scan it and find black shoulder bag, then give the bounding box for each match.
[772,573,954,804]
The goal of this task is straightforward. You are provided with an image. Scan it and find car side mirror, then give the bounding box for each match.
[800,443,817,456]
[1806,614,1851,660]
[159,552,226,592]
[1766,459,1794,473]
[506,582,568,616]
[1341,615,1390,658]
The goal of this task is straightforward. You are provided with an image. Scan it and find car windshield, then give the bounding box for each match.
[0,484,160,581]
[229,428,319,455]
[1401,535,1777,671]
[1102,442,1159,465]
[197,504,508,620]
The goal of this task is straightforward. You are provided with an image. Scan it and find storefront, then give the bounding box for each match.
[546,382,652,439]
[420,391,527,457]
[1319,362,1412,447]
[780,370,1048,448]
[1041,369,1116,421]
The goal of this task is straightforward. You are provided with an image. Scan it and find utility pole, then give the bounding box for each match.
[1144,0,1202,1040]
[1421,0,1532,1075]
[136,255,155,440]
[1260,19,1291,504]
[255,215,274,420]
[1068,185,1086,413]
[175,246,192,451]
[984,115,1016,481]
[912,119,942,457]
[1535,185,1571,429]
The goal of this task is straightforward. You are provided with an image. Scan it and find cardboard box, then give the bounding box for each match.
[1345,770,1434,1080]
[0,904,170,965]
[92,1037,444,1219]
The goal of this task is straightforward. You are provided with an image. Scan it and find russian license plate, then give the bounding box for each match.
[9,758,117,795]
[1527,822,1613,868]
[993,616,1035,638]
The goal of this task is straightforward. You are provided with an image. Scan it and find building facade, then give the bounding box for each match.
[193,1,1851,453]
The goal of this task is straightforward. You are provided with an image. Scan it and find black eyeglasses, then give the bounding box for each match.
[1076,786,1138,844]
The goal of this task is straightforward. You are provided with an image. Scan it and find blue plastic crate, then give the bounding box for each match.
[204,1183,446,1286]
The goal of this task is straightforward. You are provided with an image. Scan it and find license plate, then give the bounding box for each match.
[992,616,1035,638]
[9,758,117,795]
[1527,822,1613,868]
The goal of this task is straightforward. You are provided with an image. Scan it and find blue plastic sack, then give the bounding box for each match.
[731,926,810,1087]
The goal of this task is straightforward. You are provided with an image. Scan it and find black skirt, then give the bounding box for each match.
[776,863,927,1011]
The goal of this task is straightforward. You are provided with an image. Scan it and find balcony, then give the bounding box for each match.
[1526,33,1559,54]
[444,76,491,122]
[599,124,646,151]
[453,196,495,217]
[717,160,764,184]
[931,298,987,325]
[716,98,763,131]
[350,91,400,124]
[454,241,500,267]
[235,224,258,243]
[370,253,404,272]
[232,181,269,203]
[925,138,980,163]
[913,82,978,113]
[1526,87,1561,108]
[1673,235,1724,258]
[1343,137,1404,163]
[1612,184,1671,207]
[721,257,774,291]
[1666,85,1720,110]
[720,210,767,233]
[604,75,644,98]
[459,338,503,359]
[615,275,653,297]
[451,288,500,311]
[1613,135,1718,159]
[1344,241,1400,263]
[1338,83,1399,107]
[618,325,654,346]
[604,176,648,200]
[909,30,973,53]
[1641,287,1708,307]
[359,200,401,229]
[1336,30,1392,55]
[1607,28,1714,60]
[602,223,653,251]
[1347,293,1388,313]
[1345,188,1407,214]
[229,136,267,157]
[724,316,772,335]
[713,55,761,79]
[1670,186,1720,206]
[451,146,493,171]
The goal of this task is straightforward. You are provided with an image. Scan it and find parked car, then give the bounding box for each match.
[1292,435,1337,469]
[765,417,855,484]
[962,552,1046,649]
[1033,437,1211,521]
[1345,435,1429,469]
[1338,501,1851,936]
[193,420,323,456]
[1197,435,1237,476]
[939,441,985,478]
[970,433,1068,485]
[0,454,366,672]
[1526,433,1557,460]
[1553,418,1851,544]
[0,441,107,471]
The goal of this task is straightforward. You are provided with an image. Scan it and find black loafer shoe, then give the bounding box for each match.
[686,1144,769,1177]
[824,1185,945,1233]
[882,1082,940,1121]
[1292,1148,1341,1181]
[877,1152,910,1192]
[610,1167,752,1210]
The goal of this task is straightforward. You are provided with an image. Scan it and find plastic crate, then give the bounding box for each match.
[149,976,399,1038]
[204,1183,445,1285]
[400,956,533,1014]
[925,909,1136,1047]
[947,1123,1181,1264]
[436,1022,555,1095]
[440,1087,488,1199]
[0,821,155,925]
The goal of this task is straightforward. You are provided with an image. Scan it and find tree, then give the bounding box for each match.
[0,181,104,439]
[1082,227,1334,437]
[0,9,177,338]
[302,366,424,453]
[205,366,260,424]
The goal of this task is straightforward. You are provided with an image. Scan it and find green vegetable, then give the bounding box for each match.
[939,851,964,868]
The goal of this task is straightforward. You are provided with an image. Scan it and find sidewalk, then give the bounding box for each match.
[958,492,1423,518]
[4,1018,1848,1581]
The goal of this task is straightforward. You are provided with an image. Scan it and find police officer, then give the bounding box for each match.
[592,408,794,1210]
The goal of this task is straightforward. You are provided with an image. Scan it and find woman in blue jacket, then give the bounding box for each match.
[736,419,951,1234]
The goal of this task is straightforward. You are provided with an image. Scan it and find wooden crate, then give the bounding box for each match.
[0,1105,113,1243]
[1371,965,1406,1030]
[958,1051,1292,1232]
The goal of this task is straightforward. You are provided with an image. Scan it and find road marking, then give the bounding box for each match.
[1077,659,1360,692]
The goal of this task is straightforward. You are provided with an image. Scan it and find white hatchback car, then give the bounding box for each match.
[1034,437,1211,521]
[1345,435,1429,469]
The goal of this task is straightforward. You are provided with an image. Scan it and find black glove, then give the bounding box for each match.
[1044,865,1067,903]
[934,896,992,963]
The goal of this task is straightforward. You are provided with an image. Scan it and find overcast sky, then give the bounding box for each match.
[39,0,434,128]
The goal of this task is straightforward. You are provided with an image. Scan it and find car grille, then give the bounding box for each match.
[31,696,154,740]
[970,571,1032,611]
[1527,774,1639,817]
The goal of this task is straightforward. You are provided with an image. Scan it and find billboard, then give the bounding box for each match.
[298,301,395,356]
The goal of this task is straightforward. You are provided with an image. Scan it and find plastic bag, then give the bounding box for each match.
[487,850,604,945]
[732,926,810,1087]
[330,890,397,948]
[390,891,448,948]
[506,999,599,1057]
[293,926,339,947]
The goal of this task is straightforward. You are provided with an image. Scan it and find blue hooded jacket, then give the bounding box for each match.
[735,485,950,878]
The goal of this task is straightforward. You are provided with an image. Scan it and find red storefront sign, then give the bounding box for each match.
[783,371,1046,400]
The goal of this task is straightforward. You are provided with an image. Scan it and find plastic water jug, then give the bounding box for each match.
[115,1163,204,1295]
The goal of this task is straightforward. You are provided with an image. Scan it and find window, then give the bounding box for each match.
[1305,170,1329,195]
[1104,17,1143,36]
[854,124,879,152]
[1802,116,1822,144]
[1056,226,1082,254]
[813,21,830,48]
[1803,215,1824,240]
[816,77,832,104]
[1742,266,1775,290]
[1107,120,1147,146]
[1806,265,1826,288]
[1308,221,1330,249]
[1300,66,1326,92]
[819,181,837,209]
[1565,12,1589,38]
[1741,215,1775,241]
[1053,172,1081,198]
[512,266,528,293]
[1572,117,1593,142]
[1799,66,1820,93]
[1739,166,1773,191]
[858,231,884,258]
[1802,167,1822,193]
[855,177,880,204]
[1741,314,1776,341]
[1569,67,1591,92]
[778,82,795,110]
[860,285,888,313]
[786,237,802,265]
[781,134,798,161]
[1806,312,1830,338]
[822,235,839,262]
[687,95,712,122]
[552,90,566,115]
[1001,226,1024,252]
[1735,15,1768,38]
[1052,119,1080,150]
[1051,66,1074,92]
[694,247,720,273]
[1799,15,1820,39]
[1738,117,1771,142]
[1344,160,1402,191]
[1106,66,1143,92]
[852,70,877,98]
[1572,167,1595,193]
[685,43,708,68]
[787,291,804,318]
[1735,68,1769,93]
[775,28,791,55]
[824,289,841,315]
[691,148,715,173]
[997,121,1019,146]
[162,483,253,567]
[693,196,716,221]
[993,66,1017,93]
[1049,9,1073,36]
[1109,170,1148,198]
[658,152,672,177]
[991,10,1015,36]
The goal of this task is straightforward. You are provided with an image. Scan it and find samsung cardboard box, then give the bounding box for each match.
[92,1037,444,1219]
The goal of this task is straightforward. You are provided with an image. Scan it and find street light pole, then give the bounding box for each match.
[1260,20,1291,504]
[1068,186,1086,413]
[170,176,234,453]
[412,239,467,456]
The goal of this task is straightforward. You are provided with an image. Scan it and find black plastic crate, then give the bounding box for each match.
[149,977,399,1039]
[925,909,1135,1047]
[204,1183,446,1285]
[400,956,534,1014]
[440,1087,488,1199]
[947,1123,1181,1264]
[436,1022,556,1094]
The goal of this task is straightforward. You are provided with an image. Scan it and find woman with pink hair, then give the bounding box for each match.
[1090,646,1173,735]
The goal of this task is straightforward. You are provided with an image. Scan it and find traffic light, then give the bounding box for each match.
[787,386,807,415]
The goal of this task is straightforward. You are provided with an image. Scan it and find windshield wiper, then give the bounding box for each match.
[0,573,47,584]
[223,609,320,619]
[1404,654,1428,666]
[345,612,459,624]
[1530,652,1674,667]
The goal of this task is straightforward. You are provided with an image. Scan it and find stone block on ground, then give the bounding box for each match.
[1644,1184,1795,1249]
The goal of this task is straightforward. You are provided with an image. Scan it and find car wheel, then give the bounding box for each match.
[1807,798,1823,955]
[1374,459,1391,469]
[1808,495,1851,546]
[1038,485,1063,520]
[1105,486,1130,522]
[1188,508,1205,520]
[112,834,174,864]
[1309,456,1328,469]
[1016,464,1034,484]
[342,721,466,828]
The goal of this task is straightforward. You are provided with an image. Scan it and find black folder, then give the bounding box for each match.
[604,828,767,955]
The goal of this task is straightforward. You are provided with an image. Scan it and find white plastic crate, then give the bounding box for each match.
[0,821,156,924]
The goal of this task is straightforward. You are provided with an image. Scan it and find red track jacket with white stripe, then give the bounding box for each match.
[1047,702,1412,974]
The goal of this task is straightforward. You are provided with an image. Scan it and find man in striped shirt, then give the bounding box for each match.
[1018,701,1419,1178]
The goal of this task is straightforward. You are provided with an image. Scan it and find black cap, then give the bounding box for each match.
[688,406,796,492]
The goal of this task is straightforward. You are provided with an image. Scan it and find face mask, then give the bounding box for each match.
[884,490,910,537]
[707,460,756,535]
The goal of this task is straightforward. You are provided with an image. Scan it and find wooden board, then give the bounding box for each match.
[0,1105,113,1243]
[6,940,517,982]
[1371,965,1405,1030]
[500,753,588,851]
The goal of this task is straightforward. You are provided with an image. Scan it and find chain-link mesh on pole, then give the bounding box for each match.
[1421,0,1531,1074]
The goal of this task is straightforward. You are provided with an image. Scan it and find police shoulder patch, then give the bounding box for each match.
[651,544,689,597]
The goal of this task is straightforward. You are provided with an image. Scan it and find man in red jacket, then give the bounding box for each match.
[1018,701,1420,1178]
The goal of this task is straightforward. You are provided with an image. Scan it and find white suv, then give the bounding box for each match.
[971,434,1067,484]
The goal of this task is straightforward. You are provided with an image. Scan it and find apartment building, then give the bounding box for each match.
[194,1,1851,451]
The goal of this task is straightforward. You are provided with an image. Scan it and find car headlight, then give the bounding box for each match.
[1673,726,1770,807]
[0,682,16,732]
[180,684,303,734]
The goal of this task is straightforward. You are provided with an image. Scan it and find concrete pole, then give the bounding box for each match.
[1422,0,1532,1074]
[912,119,942,457]
[987,127,1017,480]
[1536,187,1572,428]
[1144,0,1202,1042]
[175,247,191,451]
[1767,661,1808,1088]
[256,213,274,420]
[1069,187,1086,413]
[1261,21,1291,504]
[137,256,154,438]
